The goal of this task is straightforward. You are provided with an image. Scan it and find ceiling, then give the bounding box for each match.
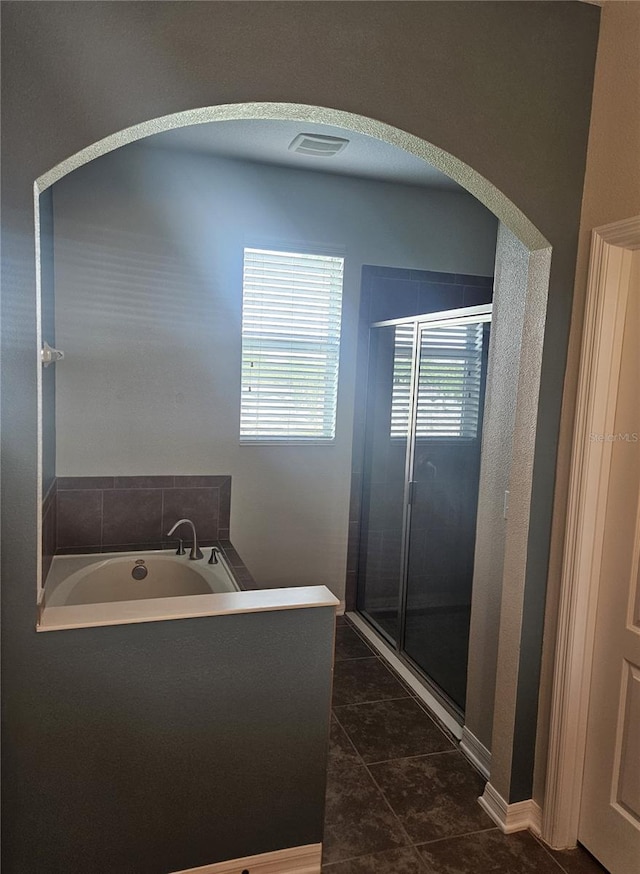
[144,119,464,192]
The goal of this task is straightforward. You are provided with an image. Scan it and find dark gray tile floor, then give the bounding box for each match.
[323,617,609,873]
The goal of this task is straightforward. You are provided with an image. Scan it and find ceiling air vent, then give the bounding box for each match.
[288,133,349,158]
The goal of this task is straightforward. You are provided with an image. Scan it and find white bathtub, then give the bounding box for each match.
[38,547,338,634]
[44,549,239,608]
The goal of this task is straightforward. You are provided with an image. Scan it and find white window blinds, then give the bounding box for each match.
[391,320,485,439]
[390,324,416,439]
[241,247,344,441]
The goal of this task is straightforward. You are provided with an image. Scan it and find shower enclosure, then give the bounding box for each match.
[356,305,491,718]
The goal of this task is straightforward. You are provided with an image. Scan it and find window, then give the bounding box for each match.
[390,324,415,438]
[391,320,485,439]
[241,247,344,441]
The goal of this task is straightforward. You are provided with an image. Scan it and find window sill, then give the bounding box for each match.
[239,439,338,447]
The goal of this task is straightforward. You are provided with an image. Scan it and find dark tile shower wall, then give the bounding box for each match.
[364,267,493,324]
[52,475,231,555]
[346,267,493,610]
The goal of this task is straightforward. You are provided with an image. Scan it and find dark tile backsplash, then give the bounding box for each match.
[102,488,163,546]
[47,475,231,557]
[57,490,103,549]
[162,488,219,542]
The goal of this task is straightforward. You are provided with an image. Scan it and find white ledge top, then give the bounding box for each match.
[37,585,339,633]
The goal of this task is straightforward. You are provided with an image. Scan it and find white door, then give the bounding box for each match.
[579,249,640,874]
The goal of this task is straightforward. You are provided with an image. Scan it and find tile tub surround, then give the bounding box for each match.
[40,475,258,600]
[41,479,58,586]
[346,267,493,610]
[52,475,231,553]
[322,618,608,873]
[216,540,256,590]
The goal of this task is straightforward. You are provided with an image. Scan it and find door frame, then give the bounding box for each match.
[543,215,640,849]
[356,305,492,723]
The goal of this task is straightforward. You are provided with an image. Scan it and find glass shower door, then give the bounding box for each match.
[356,307,490,715]
[402,317,489,710]
[357,323,413,644]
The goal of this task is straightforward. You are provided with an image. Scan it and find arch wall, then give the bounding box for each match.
[1,3,600,868]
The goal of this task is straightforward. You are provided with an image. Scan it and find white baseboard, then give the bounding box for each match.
[479,783,542,835]
[530,802,542,836]
[460,726,491,779]
[172,842,322,874]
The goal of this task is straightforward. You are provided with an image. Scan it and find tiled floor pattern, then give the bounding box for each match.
[323,616,608,873]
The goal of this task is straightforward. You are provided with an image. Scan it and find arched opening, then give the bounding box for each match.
[34,102,548,252]
[34,102,552,826]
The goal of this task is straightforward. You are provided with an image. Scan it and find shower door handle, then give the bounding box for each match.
[407,481,416,505]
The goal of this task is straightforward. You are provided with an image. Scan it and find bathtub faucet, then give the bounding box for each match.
[166,518,203,560]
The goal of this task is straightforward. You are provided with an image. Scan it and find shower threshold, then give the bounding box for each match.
[346,611,463,742]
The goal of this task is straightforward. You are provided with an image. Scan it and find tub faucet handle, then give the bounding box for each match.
[175,538,186,556]
[208,547,220,565]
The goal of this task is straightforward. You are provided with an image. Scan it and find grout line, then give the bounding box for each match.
[413,824,500,849]
[328,635,503,868]
[321,850,394,871]
[333,657,376,663]
[407,844,431,872]
[332,696,424,710]
[329,630,501,868]
[329,709,361,761]
[321,845,428,872]
[331,709,416,854]
[346,612,463,740]
[411,695,461,748]
[530,831,584,874]
[333,694,412,707]
[341,618,372,640]
[364,748,457,767]
[363,761,421,851]
[100,489,104,550]
[372,652,436,704]
[334,630,375,652]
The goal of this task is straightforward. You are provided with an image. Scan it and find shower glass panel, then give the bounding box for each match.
[357,324,412,644]
[403,318,489,710]
[356,306,490,716]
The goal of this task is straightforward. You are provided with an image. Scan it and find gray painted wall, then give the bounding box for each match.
[8,606,335,873]
[466,223,530,752]
[51,145,497,593]
[1,1,600,867]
